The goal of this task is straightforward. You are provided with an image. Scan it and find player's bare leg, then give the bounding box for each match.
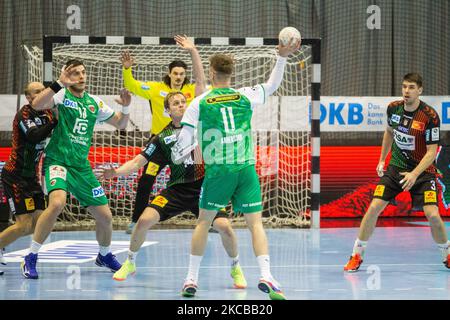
[88,204,122,272]
[212,217,246,288]
[344,198,389,272]
[22,190,66,279]
[182,209,216,297]
[113,207,160,281]
[423,205,450,267]
[244,212,285,300]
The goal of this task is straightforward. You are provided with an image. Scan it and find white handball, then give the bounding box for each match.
[278,27,301,46]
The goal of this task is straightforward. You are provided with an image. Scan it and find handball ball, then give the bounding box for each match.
[278,27,302,46]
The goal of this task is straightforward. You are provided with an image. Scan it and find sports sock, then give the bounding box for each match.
[30,241,42,255]
[99,246,110,256]
[352,238,367,256]
[257,255,272,279]
[186,254,203,283]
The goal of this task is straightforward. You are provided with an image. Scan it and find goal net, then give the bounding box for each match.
[23,38,314,229]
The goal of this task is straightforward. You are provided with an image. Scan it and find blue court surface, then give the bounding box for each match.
[1,225,450,300]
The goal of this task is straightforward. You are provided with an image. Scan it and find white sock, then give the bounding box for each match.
[30,241,42,254]
[353,238,367,256]
[437,240,450,262]
[99,246,110,256]
[257,255,272,280]
[186,254,203,283]
[231,255,240,267]
[128,250,138,263]
[0,248,5,265]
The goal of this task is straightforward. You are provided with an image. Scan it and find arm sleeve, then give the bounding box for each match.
[171,125,196,163]
[91,95,115,123]
[123,67,153,100]
[19,112,57,144]
[51,89,66,108]
[261,56,287,96]
[425,112,440,145]
[180,98,200,129]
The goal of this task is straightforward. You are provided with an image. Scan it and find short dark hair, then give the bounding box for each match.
[163,60,189,87]
[403,73,423,88]
[65,59,85,68]
[164,91,185,110]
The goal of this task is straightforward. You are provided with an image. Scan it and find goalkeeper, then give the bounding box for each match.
[121,35,206,234]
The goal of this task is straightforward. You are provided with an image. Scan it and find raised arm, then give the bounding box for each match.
[31,65,78,110]
[174,35,206,96]
[262,39,301,96]
[104,89,132,130]
[120,50,153,100]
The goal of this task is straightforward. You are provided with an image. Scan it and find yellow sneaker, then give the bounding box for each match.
[231,265,247,289]
[112,259,136,281]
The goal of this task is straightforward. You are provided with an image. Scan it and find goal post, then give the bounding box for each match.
[24,35,321,229]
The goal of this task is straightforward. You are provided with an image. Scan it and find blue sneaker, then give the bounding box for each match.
[21,253,39,279]
[95,253,122,272]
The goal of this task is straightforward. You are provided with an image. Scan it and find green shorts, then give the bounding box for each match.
[199,165,263,214]
[44,159,108,207]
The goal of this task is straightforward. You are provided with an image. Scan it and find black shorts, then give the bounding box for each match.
[148,179,229,222]
[1,169,46,215]
[373,165,438,207]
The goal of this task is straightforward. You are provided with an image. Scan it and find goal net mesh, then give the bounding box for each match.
[23,41,312,229]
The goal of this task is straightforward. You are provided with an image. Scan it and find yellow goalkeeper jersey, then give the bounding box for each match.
[123,67,196,134]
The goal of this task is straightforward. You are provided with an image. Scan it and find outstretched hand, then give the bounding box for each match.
[120,50,135,69]
[174,34,196,52]
[58,65,79,87]
[277,38,301,57]
[95,165,116,181]
[115,89,132,106]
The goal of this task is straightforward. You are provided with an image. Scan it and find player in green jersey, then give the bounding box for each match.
[97,92,246,289]
[172,39,300,299]
[21,60,133,279]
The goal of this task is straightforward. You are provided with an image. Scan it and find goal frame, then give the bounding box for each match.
[41,35,321,228]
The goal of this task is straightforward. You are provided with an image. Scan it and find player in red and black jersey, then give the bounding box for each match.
[0,82,57,272]
[344,73,450,272]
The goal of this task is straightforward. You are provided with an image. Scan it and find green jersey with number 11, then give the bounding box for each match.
[44,89,115,167]
[181,86,267,178]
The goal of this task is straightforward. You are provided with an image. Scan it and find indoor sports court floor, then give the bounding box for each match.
[1,223,450,300]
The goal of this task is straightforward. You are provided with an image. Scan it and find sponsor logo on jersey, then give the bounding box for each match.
[163,134,177,145]
[99,101,104,108]
[397,126,409,133]
[432,127,439,141]
[374,185,385,197]
[25,198,35,211]
[88,105,96,113]
[141,84,150,90]
[8,198,16,214]
[391,114,401,124]
[50,179,56,186]
[144,143,156,157]
[145,162,160,176]
[411,120,425,131]
[424,191,437,203]
[393,130,415,150]
[64,98,78,109]
[1,240,157,263]
[73,118,89,135]
[151,195,168,207]
[184,92,192,99]
[160,91,168,97]
[206,94,241,104]
[92,186,105,198]
[402,118,410,127]
[34,117,42,125]
[49,165,67,180]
